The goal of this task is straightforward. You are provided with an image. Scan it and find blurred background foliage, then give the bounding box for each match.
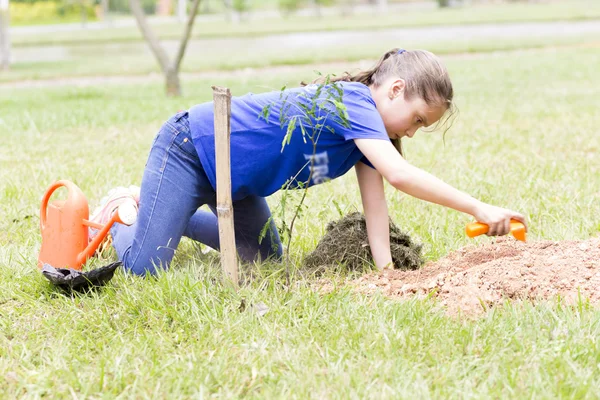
[10,0,97,25]
[8,0,544,26]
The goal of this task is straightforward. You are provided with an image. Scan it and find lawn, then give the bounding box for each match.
[5,29,600,84]
[12,0,600,46]
[6,0,600,83]
[1,43,600,397]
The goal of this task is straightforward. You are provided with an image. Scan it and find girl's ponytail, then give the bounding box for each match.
[302,48,455,157]
[303,48,453,114]
[301,49,397,86]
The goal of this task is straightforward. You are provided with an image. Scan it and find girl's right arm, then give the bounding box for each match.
[354,138,527,236]
[355,161,394,270]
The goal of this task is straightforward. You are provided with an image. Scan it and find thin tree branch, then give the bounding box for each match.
[129,0,170,73]
[173,0,203,71]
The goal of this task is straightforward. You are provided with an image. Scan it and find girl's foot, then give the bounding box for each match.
[89,186,140,243]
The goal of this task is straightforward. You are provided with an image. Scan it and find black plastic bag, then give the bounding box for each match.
[41,262,121,292]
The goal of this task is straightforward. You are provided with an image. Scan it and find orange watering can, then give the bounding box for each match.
[38,180,137,270]
[466,219,526,242]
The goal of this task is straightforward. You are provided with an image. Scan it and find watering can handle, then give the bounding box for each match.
[40,180,77,231]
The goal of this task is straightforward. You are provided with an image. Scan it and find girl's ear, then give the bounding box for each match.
[388,79,406,100]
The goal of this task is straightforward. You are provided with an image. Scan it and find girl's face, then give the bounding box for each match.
[371,78,447,140]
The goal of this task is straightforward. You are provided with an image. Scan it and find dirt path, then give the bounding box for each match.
[0,63,352,90]
[3,40,599,90]
[4,19,600,89]
[10,2,434,36]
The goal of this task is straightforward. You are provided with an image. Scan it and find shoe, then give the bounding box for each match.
[128,185,141,205]
[89,186,139,243]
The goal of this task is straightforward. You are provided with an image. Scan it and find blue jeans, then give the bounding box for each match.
[111,112,283,276]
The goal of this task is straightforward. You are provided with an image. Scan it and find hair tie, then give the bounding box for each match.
[397,49,406,55]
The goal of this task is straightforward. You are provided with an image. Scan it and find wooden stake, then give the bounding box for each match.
[212,86,239,288]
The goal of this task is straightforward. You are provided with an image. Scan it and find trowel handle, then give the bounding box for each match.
[466,219,526,242]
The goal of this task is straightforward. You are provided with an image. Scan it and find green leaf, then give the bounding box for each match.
[258,216,274,244]
[260,104,273,122]
[281,117,297,151]
[332,199,344,218]
[299,124,308,143]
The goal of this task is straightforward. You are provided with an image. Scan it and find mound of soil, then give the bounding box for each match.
[303,212,423,274]
[352,237,600,316]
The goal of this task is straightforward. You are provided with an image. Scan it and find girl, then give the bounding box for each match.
[91,48,526,275]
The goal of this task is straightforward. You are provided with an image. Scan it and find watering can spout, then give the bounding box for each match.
[78,202,138,266]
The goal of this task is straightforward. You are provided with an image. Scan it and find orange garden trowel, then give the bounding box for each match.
[466,219,526,242]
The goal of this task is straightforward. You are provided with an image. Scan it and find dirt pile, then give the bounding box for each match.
[352,237,600,315]
[303,212,423,274]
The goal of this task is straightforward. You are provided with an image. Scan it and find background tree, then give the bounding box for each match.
[98,0,112,24]
[177,0,187,21]
[129,0,202,96]
[79,0,89,27]
[0,0,9,70]
[223,0,249,23]
[278,0,302,17]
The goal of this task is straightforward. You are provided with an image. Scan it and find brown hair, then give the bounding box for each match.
[304,48,456,156]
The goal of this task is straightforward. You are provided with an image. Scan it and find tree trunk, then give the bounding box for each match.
[130,0,171,73]
[0,0,9,71]
[166,68,181,96]
[223,0,240,23]
[172,0,202,69]
[101,0,111,24]
[80,0,88,27]
[340,0,354,17]
[130,0,202,96]
[177,0,187,22]
[312,0,321,19]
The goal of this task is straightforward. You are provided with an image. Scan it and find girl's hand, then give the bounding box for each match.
[473,203,527,237]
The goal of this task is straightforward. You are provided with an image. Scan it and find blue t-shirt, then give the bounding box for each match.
[188,81,390,201]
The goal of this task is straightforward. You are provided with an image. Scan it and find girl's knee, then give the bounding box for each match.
[121,254,170,277]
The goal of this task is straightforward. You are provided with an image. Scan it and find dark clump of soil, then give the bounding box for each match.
[303,212,423,274]
[351,236,600,316]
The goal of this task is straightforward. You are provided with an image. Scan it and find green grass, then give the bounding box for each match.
[4,31,600,83]
[3,278,600,397]
[2,45,600,397]
[6,0,600,83]
[12,0,600,47]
